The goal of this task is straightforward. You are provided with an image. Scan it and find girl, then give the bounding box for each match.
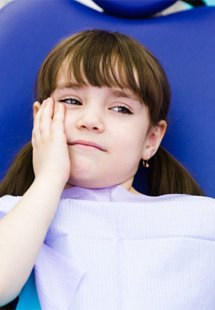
[0,29,214,310]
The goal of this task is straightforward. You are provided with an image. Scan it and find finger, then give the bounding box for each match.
[32,101,43,145]
[33,101,41,119]
[52,101,66,135]
[33,101,42,125]
[32,98,52,144]
[31,132,36,148]
[38,97,54,136]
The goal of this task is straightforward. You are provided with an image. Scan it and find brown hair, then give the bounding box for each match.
[0,29,203,197]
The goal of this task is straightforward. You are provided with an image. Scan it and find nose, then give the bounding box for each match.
[76,107,104,133]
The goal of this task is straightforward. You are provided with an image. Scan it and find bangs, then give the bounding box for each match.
[37,30,170,124]
[56,32,142,98]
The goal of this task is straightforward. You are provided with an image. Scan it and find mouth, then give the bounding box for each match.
[68,140,106,152]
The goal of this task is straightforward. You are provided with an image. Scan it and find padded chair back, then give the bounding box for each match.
[0,1,215,307]
[0,2,215,197]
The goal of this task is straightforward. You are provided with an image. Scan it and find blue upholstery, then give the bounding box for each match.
[93,0,177,17]
[0,0,215,306]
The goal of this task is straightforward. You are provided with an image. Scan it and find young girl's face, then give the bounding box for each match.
[51,69,166,190]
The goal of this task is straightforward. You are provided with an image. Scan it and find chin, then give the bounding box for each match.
[68,177,113,189]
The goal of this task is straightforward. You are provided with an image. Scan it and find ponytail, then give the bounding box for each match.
[0,143,34,197]
[149,146,204,196]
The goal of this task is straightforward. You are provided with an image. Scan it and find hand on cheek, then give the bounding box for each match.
[32,97,70,188]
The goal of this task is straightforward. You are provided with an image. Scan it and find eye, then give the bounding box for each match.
[110,106,133,115]
[59,98,82,105]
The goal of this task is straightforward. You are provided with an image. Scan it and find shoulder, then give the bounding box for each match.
[150,194,215,215]
[0,195,21,217]
[153,193,215,204]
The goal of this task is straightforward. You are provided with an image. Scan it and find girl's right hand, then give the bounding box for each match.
[0,98,71,303]
[32,97,71,189]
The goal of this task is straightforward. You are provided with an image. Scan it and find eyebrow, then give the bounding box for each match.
[56,82,82,90]
[111,90,139,101]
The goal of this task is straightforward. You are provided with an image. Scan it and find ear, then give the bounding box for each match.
[142,120,167,160]
[33,101,41,119]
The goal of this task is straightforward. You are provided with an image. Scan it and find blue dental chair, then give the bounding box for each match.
[0,0,214,308]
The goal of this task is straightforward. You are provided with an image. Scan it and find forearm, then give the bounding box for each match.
[0,98,70,305]
[0,177,64,305]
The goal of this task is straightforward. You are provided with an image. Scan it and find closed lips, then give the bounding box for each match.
[69,140,106,151]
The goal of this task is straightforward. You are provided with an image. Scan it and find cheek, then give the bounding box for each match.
[112,135,145,167]
[118,124,148,149]
[64,110,76,134]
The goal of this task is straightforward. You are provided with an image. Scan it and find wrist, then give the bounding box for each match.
[33,174,67,196]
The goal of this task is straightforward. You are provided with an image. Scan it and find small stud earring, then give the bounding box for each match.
[143,160,150,168]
